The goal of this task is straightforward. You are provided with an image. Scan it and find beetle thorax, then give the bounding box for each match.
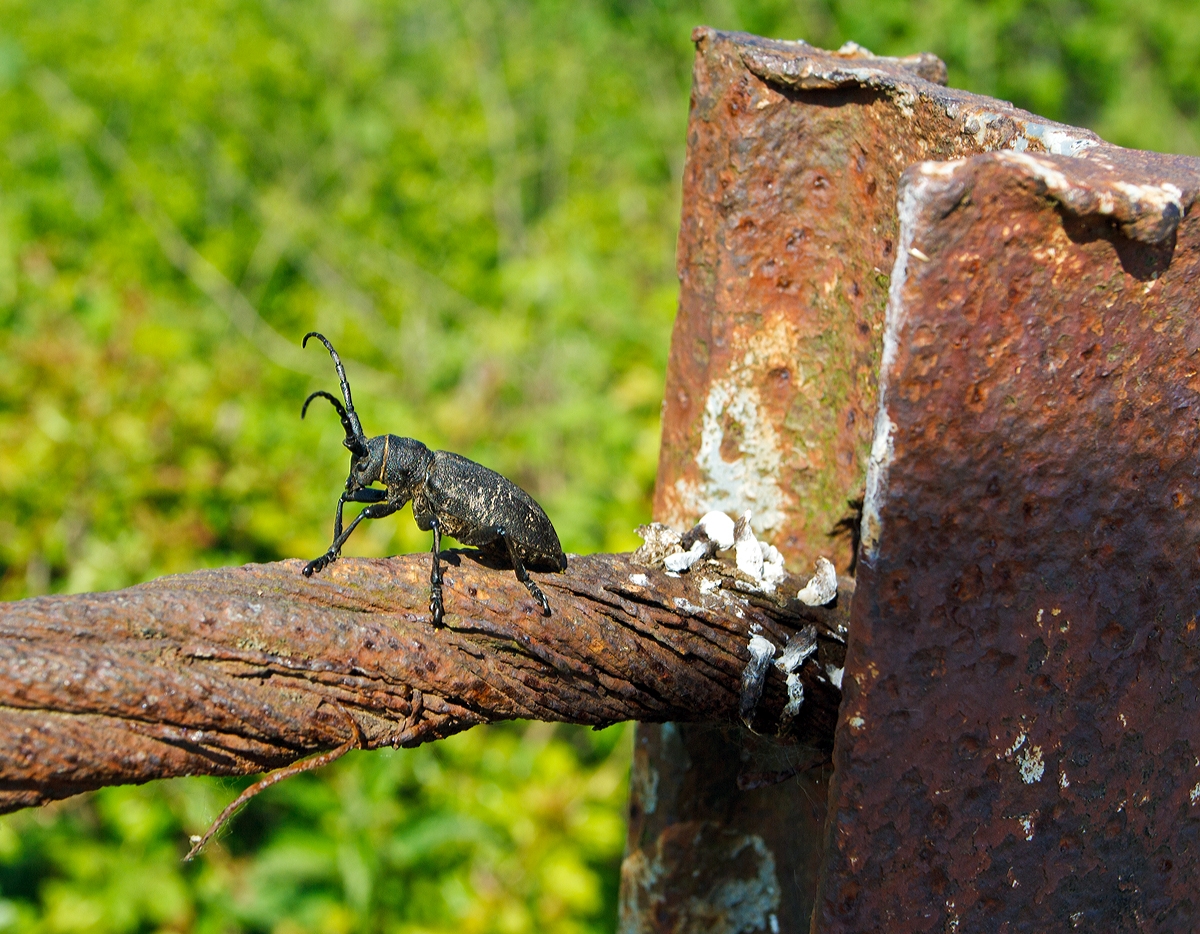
[379,435,433,499]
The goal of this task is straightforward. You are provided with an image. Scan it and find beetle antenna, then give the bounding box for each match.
[302,390,368,457]
[303,332,368,455]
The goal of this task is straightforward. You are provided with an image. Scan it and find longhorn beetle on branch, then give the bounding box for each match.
[299,332,567,624]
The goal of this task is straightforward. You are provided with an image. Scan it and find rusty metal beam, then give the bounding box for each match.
[626,27,1200,934]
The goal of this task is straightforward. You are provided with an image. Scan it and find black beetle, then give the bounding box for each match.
[299,332,567,624]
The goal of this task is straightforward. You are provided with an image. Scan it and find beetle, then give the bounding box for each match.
[299,332,567,624]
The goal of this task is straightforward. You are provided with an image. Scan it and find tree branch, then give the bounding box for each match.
[0,551,849,814]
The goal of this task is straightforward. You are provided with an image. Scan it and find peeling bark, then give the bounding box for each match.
[0,551,848,814]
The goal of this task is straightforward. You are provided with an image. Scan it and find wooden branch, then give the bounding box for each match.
[0,551,850,814]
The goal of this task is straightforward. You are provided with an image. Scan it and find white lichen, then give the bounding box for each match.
[1016,121,1099,157]
[1003,732,1027,758]
[1017,745,1045,784]
[692,379,786,534]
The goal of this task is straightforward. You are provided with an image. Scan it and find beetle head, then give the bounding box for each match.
[346,435,388,492]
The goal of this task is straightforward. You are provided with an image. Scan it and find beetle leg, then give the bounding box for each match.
[497,527,551,617]
[333,495,345,541]
[429,518,444,626]
[333,487,387,541]
[304,501,397,577]
[345,488,387,502]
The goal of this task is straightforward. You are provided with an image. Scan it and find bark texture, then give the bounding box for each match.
[0,550,847,814]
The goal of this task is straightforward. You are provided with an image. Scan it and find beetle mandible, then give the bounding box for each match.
[299,332,567,624]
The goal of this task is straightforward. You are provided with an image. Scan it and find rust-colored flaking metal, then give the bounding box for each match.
[818,153,1200,931]
[636,26,1200,934]
[633,31,973,933]
[0,552,847,814]
[622,722,833,934]
[654,29,1118,571]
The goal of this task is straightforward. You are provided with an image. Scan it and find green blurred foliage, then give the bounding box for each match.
[1,0,1198,931]
[0,724,629,934]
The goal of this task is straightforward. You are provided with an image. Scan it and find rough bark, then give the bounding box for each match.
[0,550,848,815]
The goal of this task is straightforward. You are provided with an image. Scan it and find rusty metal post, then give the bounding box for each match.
[624,27,1200,933]
[819,152,1200,932]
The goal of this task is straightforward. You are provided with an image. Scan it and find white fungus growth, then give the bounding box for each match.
[696,510,736,551]
[728,512,788,593]
[634,509,790,593]
[664,539,710,573]
[775,625,818,674]
[781,672,805,722]
[747,634,775,664]
[739,633,777,727]
[757,542,787,592]
[796,557,838,606]
[773,627,819,724]
[652,510,740,572]
[735,512,764,580]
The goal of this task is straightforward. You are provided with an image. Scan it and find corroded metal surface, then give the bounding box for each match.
[654,29,1119,571]
[637,26,1200,934]
[0,552,845,814]
[621,722,831,934]
[819,153,1200,931]
[633,30,968,933]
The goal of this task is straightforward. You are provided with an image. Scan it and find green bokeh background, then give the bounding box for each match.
[1,1,1197,931]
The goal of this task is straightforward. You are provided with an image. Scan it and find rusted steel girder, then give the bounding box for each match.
[625,27,1200,934]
